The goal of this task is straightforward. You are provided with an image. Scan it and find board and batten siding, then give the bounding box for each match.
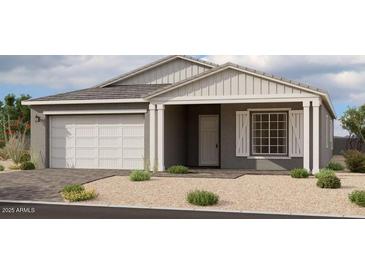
[112,59,211,85]
[155,68,316,99]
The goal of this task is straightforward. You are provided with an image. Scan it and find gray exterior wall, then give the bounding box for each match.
[164,105,188,168]
[319,105,333,168]
[30,103,149,169]
[220,103,303,170]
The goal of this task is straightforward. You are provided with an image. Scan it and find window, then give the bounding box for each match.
[251,112,288,156]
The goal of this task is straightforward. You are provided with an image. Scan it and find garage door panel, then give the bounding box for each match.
[123,159,144,169]
[99,127,123,137]
[75,127,97,137]
[50,115,144,170]
[123,136,144,148]
[123,148,144,158]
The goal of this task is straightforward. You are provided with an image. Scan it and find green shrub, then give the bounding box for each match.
[167,165,189,174]
[130,170,151,181]
[315,169,335,179]
[349,190,365,207]
[61,184,97,202]
[290,168,309,178]
[326,161,344,171]
[63,184,85,193]
[62,189,97,202]
[20,161,35,170]
[187,190,219,206]
[0,165,4,172]
[20,152,31,163]
[316,174,341,189]
[344,150,365,173]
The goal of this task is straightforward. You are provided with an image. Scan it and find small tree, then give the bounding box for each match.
[340,105,365,150]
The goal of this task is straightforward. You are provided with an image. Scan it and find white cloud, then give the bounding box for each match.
[0,55,162,90]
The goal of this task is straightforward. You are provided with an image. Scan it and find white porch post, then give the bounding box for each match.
[149,104,156,171]
[303,100,311,172]
[312,98,321,174]
[157,104,165,171]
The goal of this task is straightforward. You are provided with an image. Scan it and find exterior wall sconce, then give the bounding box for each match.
[35,115,43,123]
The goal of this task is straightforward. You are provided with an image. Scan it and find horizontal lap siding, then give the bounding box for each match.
[115,59,210,85]
[158,69,311,99]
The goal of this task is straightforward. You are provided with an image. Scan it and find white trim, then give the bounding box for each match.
[157,104,165,171]
[199,115,220,166]
[247,108,291,112]
[43,109,147,115]
[303,102,310,172]
[98,56,216,88]
[312,100,321,173]
[22,98,146,106]
[152,97,315,105]
[247,156,291,160]
[149,104,156,171]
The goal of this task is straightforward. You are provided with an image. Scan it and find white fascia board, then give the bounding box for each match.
[22,98,147,106]
[43,109,147,115]
[151,96,318,105]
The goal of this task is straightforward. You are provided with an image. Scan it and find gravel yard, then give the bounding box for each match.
[83,173,365,217]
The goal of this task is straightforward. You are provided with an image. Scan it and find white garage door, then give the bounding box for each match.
[50,115,145,169]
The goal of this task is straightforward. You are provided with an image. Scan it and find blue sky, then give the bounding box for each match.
[0,55,363,136]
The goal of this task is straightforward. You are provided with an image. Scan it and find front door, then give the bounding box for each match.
[199,115,219,166]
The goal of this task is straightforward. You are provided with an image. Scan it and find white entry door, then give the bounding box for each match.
[50,115,144,169]
[199,115,219,166]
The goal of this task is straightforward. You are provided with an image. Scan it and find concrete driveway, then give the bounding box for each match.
[0,169,129,202]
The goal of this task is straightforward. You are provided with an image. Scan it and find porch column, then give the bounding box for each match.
[157,104,165,171]
[149,104,156,171]
[312,98,321,174]
[303,100,311,172]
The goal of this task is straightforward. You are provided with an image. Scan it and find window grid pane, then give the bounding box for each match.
[251,112,287,156]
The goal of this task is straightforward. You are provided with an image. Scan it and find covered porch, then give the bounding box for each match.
[148,98,321,173]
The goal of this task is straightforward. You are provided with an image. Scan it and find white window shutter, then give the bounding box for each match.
[289,110,304,157]
[236,111,249,156]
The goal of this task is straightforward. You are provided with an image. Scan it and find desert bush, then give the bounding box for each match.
[20,152,31,163]
[315,169,335,179]
[316,173,341,189]
[167,165,189,174]
[62,189,97,202]
[290,168,309,178]
[326,161,344,171]
[20,161,35,170]
[61,184,97,202]
[0,148,8,160]
[129,170,151,181]
[62,184,85,193]
[0,165,4,171]
[349,190,365,207]
[187,190,219,206]
[3,135,26,164]
[344,150,365,173]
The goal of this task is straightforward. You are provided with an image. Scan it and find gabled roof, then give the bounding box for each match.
[24,84,168,104]
[95,55,218,88]
[146,62,336,118]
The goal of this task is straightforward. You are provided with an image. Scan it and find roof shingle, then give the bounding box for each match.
[28,84,169,101]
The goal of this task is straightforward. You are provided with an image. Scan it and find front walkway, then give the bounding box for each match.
[155,169,290,179]
[0,169,130,202]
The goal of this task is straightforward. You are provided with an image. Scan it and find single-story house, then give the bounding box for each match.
[23,55,335,173]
